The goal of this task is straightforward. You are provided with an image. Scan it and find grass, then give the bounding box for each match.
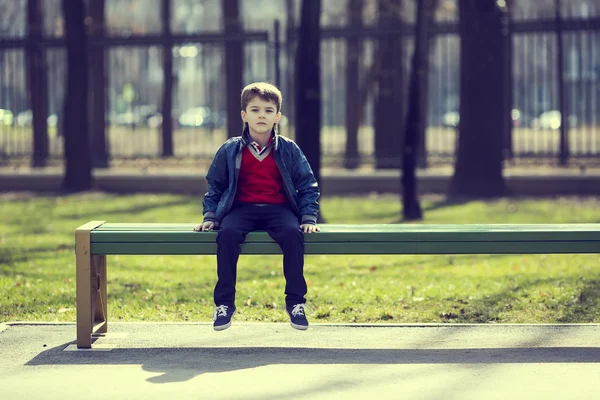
[1,193,600,325]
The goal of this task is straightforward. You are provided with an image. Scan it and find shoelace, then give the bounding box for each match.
[290,304,305,316]
[215,305,229,317]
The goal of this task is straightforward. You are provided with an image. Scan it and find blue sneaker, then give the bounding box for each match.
[286,304,309,330]
[213,305,236,331]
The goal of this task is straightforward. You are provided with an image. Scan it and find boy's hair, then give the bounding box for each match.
[240,82,283,113]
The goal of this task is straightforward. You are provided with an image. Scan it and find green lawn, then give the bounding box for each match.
[1,193,600,324]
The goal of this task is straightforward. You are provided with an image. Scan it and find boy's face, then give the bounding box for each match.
[241,97,281,136]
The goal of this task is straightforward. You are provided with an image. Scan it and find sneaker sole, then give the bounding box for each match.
[290,322,309,331]
[286,310,309,331]
[214,321,232,331]
[213,309,236,331]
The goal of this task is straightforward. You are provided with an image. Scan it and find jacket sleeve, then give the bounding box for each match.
[291,142,320,224]
[202,143,228,222]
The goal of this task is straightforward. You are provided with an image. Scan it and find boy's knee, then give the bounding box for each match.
[280,225,304,241]
[216,227,243,243]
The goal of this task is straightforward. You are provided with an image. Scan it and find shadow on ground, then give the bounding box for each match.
[26,343,600,384]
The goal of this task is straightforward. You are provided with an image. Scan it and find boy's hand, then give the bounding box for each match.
[194,221,215,232]
[300,224,320,234]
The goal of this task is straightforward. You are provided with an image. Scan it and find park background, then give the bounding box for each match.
[1,0,599,325]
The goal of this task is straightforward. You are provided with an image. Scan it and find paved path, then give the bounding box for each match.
[1,322,600,399]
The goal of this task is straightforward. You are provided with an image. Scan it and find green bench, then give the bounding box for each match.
[75,221,600,348]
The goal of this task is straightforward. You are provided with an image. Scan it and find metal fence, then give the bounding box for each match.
[1,0,600,167]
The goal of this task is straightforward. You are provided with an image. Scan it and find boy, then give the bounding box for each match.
[194,82,320,331]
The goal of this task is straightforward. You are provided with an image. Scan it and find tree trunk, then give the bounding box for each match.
[374,0,404,169]
[502,0,513,162]
[344,0,363,169]
[224,0,243,138]
[161,0,174,157]
[61,0,92,191]
[89,0,109,168]
[555,0,569,165]
[295,0,324,223]
[26,0,48,168]
[285,0,296,137]
[401,0,437,221]
[449,0,507,197]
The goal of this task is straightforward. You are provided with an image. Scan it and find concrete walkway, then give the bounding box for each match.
[1,322,600,399]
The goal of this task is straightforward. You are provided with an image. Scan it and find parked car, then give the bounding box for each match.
[0,109,14,126]
[530,110,578,130]
[16,110,32,126]
[178,107,225,129]
[510,108,533,128]
[136,105,161,127]
[146,113,163,129]
[109,105,161,128]
[111,111,143,127]
[47,113,58,128]
[15,109,59,128]
[178,107,210,128]
[442,109,533,129]
[441,111,459,127]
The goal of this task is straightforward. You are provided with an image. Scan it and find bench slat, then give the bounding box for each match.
[90,223,600,243]
[90,240,600,255]
[94,223,600,232]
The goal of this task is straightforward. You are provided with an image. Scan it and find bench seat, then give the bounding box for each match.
[75,221,600,348]
[90,222,600,255]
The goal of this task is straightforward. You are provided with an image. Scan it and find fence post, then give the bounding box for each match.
[284,1,296,138]
[26,0,49,168]
[224,0,243,139]
[161,0,174,157]
[502,3,513,163]
[344,0,363,169]
[274,19,281,87]
[89,0,109,168]
[556,0,569,165]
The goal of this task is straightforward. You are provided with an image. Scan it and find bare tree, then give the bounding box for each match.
[61,0,92,191]
[401,0,437,221]
[449,0,507,197]
[295,0,323,223]
[224,0,243,138]
[374,0,404,169]
[89,0,109,167]
[284,0,296,135]
[26,0,49,168]
[161,0,174,157]
[344,0,363,169]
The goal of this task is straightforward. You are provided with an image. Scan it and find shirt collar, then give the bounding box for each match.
[244,131,275,152]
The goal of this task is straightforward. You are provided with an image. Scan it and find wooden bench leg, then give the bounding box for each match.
[93,255,108,334]
[75,221,105,349]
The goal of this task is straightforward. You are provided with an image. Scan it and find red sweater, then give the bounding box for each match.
[234,146,288,204]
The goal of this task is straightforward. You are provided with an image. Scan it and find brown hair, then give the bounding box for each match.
[240,82,283,112]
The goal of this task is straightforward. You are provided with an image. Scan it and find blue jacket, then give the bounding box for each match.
[202,134,320,227]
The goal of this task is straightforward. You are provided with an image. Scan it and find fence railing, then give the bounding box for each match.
[1,3,600,167]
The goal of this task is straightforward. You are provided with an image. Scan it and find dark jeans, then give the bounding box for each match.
[214,203,307,308]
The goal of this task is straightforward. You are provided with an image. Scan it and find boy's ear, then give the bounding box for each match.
[241,110,246,121]
[276,111,281,122]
